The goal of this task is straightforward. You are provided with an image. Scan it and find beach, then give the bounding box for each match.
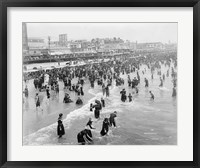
[23,62,177,145]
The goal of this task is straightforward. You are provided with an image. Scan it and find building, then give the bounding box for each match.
[28,37,46,55]
[103,37,124,44]
[164,43,177,50]
[59,34,68,46]
[28,37,46,49]
[69,41,82,52]
[136,42,164,50]
[50,41,60,47]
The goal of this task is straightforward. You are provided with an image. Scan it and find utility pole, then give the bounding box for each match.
[48,36,51,62]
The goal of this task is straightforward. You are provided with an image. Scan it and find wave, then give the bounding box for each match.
[23,84,118,145]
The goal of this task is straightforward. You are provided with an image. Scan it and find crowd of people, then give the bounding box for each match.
[23,50,177,145]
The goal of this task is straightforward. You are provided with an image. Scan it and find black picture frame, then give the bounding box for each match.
[0,0,199,167]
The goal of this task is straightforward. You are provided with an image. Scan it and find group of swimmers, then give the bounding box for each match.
[57,110,117,145]
[23,50,177,144]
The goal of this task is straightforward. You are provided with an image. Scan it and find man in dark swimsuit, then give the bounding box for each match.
[109,111,117,127]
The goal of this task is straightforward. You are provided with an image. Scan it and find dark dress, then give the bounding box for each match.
[128,95,132,102]
[24,88,28,97]
[46,88,50,99]
[63,96,73,103]
[172,88,176,97]
[93,101,102,119]
[100,119,110,136]
[57,119,65,137]
[36,96,40,107]
[77,129,92,144]
[120,90,126,102]
[76,99,83,105]
[80,87,84,96]
[101,99,105,107]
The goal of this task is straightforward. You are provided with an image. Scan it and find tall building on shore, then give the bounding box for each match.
[59,34,68,46]
[22,23,29,56]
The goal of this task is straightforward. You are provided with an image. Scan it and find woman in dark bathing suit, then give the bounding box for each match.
[57,113,65,138]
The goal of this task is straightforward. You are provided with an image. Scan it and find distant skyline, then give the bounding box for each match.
[26,23,177,43]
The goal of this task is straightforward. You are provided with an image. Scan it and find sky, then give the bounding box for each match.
[26,23,177,43]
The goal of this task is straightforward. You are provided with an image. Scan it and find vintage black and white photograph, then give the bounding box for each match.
[22,23,177,145]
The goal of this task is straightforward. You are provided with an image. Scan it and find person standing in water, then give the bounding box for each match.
[163,74,165,81]
[120,88,127,102]
[105,84,110,97]
[109,111,117,127]
[24,86,28,98]
[101,97,105,107]
[80,86,84,96]
[100,118,110,136]
[76,97,83,105]
[55,83,59,95]
[135,86,139,94]
[159,77,163,87]
[57,113,65,138]
[93,100,102,119]
[77,128,93,145]
[102,83,106,96]
[151,73,154,80]
[172,87,177,97]
[149,91,154,100]
[90,103,93,111]
[86,118,95,129]
[46,86,50,103]
[128,93,132,102]
[145,78,149,87]
[35,93,43,111]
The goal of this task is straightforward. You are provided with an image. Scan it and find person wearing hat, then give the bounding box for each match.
[57,113,65,138]
[63,92,73,103]
[120,89,127,102]
[100,118,110,136]
[93,99,102,119]
[35,93,43,111]
[109,111,117,127]
[86,118,95,129]
[76,97,83,105]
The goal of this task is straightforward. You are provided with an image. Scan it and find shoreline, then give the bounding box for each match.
[23,63,177,145]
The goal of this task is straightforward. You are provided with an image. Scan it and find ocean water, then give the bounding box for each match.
[23,63,177,145]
